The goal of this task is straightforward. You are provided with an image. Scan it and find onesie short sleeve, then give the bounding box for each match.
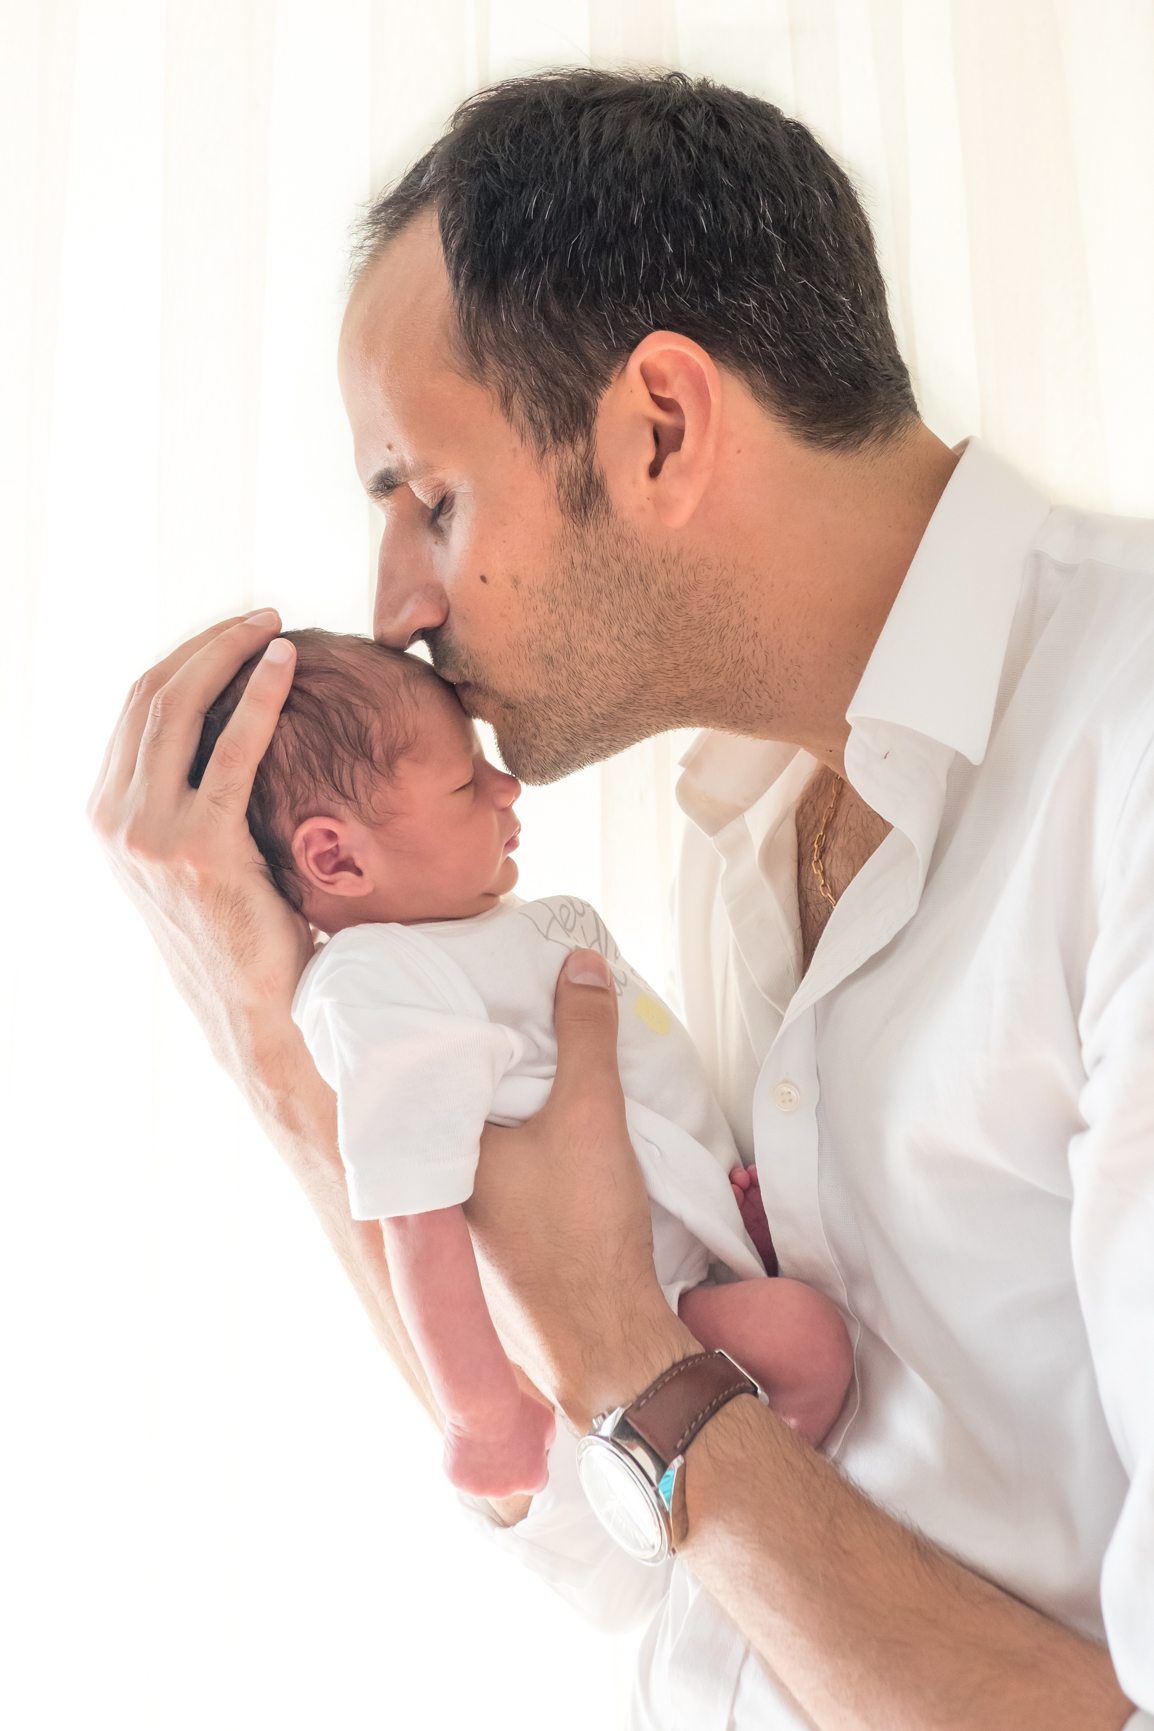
[292,924,522,1219]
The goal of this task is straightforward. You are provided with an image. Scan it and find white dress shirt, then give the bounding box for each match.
[473,439,1154,1728]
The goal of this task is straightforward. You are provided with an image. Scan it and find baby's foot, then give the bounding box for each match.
[442,1391,556,1500]
[729,1165,778,1275]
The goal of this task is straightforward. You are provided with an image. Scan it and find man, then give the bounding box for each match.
[90,71,1150,1728]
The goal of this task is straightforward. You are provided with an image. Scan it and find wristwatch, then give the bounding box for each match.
[575,1351,763,1564]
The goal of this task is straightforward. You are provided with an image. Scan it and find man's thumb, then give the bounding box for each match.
[551,948,625,1107]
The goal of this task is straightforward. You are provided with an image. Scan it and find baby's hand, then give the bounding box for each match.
[729,1164,778,1275]
[442,1391,556,1500]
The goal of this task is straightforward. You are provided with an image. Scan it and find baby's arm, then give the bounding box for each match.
[382,1206,555,1499]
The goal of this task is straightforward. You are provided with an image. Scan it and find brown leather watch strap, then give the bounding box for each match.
[624,1351,760,1463]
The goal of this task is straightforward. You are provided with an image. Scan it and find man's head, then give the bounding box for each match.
[191,629,522,931]
[340,70,920,781]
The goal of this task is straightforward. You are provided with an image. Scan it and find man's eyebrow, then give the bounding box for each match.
[365,463,408,500]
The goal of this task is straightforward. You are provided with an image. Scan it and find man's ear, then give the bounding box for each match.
[291,816,375,898]
[597,333,721,530]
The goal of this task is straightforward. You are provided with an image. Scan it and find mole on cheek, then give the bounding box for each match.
[479,574,488,584]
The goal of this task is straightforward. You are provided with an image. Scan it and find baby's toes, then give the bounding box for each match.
[734,1178,777,1274]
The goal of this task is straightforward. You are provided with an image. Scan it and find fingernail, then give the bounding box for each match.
[262,637,294,663]
[564,950,611,988]
[244,608,280,628]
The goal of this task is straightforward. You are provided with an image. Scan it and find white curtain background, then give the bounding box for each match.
[3,3,1153,1727]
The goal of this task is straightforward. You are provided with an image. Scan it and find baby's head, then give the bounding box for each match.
[190,628,521,932]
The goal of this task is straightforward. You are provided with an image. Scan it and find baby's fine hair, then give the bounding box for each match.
[189,627,435,911]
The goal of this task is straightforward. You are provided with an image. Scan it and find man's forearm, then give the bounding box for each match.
[679,1395,1133,1731]
[240,1019,441,1424]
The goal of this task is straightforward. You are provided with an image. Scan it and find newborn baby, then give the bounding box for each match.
[192,629,852,1498]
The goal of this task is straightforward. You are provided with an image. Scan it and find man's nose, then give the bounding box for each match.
[372,499,449,649]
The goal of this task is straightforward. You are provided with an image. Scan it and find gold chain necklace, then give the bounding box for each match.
[811,775,844,910]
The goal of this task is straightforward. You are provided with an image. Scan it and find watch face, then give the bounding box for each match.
[576,1437,669,1564]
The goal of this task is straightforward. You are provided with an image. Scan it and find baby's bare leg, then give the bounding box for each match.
[678,1277,853,1446]
[383,1206,555,1498]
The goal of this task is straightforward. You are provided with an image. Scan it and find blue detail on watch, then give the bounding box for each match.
[657,1465,676,1511]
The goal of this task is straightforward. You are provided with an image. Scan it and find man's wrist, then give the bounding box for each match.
[564,1309,703,1436]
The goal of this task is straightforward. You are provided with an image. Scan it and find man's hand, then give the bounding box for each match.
[467,949,700,1431]
[88,611,311,1082]
[88,614,442,1424]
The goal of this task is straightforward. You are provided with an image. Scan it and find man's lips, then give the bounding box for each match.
[446,677,499,722]
[448,678,479,714]
[505,825,520,852]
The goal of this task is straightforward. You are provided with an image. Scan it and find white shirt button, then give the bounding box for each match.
[771,1080,801,1113]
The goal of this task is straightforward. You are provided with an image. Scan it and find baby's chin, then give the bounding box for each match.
[444,857,519,920]
[481,853,518,899]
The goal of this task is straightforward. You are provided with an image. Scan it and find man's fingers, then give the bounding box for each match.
[548,949,627,1117]
[88,681,139,825]
[146,613,267,693]
[97,620,241,815]
[132,613,284,797]
[195,636,296,814]
[97,612,279,815]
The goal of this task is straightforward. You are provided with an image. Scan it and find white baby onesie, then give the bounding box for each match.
[292,894,764,1305]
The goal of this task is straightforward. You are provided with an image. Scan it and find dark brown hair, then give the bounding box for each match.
[189,628,433,911]
[353,68,917,484]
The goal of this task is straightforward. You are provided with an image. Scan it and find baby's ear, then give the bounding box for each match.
[292,816,373,897]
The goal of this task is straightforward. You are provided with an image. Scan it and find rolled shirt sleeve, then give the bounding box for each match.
[458,1423,672,1637]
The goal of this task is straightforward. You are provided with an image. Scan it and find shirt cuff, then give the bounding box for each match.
[458,1422,671,1635]
[1123,1715,1154,1730]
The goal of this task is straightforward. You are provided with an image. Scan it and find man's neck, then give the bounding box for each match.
[687,417,961,770]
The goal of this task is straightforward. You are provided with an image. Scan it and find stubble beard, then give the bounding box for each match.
[426,513,714,784]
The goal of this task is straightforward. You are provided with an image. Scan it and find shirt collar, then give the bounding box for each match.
[846,437,1051,767]
[676,732,798,839]
[677,438,1052,832]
